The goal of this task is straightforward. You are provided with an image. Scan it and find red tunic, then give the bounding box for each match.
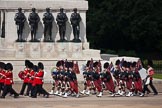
[23,68,30,83]
[0,70,5,83]
[33,70,44,85]
[4,71,13,85]
[28,70,35,84]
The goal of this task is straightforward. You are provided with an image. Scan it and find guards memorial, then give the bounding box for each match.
[0,0,101,81]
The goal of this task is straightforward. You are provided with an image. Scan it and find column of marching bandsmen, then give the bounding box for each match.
[0,58,158,99]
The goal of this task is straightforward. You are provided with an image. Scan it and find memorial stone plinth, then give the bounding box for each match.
[0,0,102,82]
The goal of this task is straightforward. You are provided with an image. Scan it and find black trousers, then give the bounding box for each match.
[2,85,18,97]
[26,83,32,96]
[32,84,49,98]
[143,80,158,94]
[20,82,28,95]
[0,83,4,94]
[72,25,80,39]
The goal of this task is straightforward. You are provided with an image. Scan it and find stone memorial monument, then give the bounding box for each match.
[0,0,101,82]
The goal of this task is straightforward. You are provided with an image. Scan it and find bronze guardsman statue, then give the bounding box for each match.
[28,8,40,42]
[56,8,68,42]
[14,8,26,42]
[42,8,54,42]
[70,8,81,42]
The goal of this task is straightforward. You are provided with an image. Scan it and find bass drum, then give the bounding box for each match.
[18,71,25,80]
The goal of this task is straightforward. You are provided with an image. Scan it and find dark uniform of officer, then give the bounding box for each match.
[56,8,68,42]
[70,8,81,42]
[14,8,26,42]
[28,8,40,42]
[42,8,54,42]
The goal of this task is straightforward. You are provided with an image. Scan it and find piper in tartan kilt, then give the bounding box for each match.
[80,60,96,95]
[100,62,115,97]
[131,62,143,96]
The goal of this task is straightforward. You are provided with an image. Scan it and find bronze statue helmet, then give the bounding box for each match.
[32,8,36,12]
[46,8,50,12]
[18,7,22,12]
[60,8,64,12]
[73,8,77,12]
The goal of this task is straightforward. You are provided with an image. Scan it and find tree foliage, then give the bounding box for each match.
[87,0,162,57]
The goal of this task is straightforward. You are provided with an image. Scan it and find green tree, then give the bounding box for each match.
[87,0,162,57]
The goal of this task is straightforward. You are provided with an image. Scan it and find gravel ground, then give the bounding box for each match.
[0,81,161,108]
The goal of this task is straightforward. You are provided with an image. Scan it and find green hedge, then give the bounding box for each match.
[153,74,162,79]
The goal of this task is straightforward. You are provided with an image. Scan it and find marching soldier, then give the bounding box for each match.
[113,60,121,95]
[125,62,134,97]
[0,62,6,95]
[0,63,19,98]
[118,61,128,96]
[80,60,96,95]
[131,62,143,96]
[100,62,116,97]
[62,62,80,98]
[19,60,31,96]
[26,62,35,96]
[32,62,49,98]
[140,59,158,96]
[51,60,64,95]
[92,62,102,97]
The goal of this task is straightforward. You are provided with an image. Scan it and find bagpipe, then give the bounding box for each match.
[72,61,80,74]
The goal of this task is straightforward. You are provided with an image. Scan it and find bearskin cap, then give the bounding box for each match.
[104,62,109,69]
[25,60,30,67]
[64,62,69,68]
[126,62,131,68]
[86,60,91,67]
[69,62,74,68]
[115,59,120,65]
[122,61,127,67]
[0,62,5,69]
[131,62,137,68]
[33,65,38,72]
[56,61,61,67]
[28,62,34,69]
[5,63,13,71]
[93,61,98,67]
[38,62,44,70]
